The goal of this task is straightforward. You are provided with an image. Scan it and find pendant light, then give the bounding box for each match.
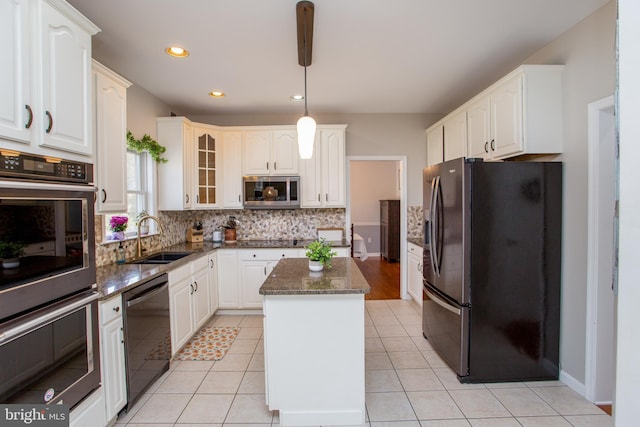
[296,1,316,159]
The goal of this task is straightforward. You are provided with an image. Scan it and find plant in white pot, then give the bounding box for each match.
[305,239,337,271]
[0,240,25,268]
[135,210,150,235]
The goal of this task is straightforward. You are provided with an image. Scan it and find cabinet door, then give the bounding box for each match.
[272,130,299,175]
[243,131,271,175]
[39,1,93,156]
[320,129,346,207]
[217,250,239,308]
[194,129,218,207]
[192,265,210,330]
[466,96,491,159]
[0,0,31,145]
[426,125,443,166]
[221,131,243,208]
[299,137,322,207]
[240,261,267,309]
[491,75,523,159]
[407,245,423,307]
[443,110,467,162]
[101,316,126,420]
[169,278,195,354]
[208,255,219,313]
[95,70,128,213]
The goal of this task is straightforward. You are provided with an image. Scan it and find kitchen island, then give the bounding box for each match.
[259,257,370,426]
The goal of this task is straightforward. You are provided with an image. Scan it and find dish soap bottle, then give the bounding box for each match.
[116,242,126,265]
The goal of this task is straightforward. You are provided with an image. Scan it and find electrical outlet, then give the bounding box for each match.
[367,237,372,243]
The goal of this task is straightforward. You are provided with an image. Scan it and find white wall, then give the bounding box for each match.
[350,160,399,222]
[524,0,616,387]
[188,112,442,206]
[616,0,640,423]
[127,84,173,140]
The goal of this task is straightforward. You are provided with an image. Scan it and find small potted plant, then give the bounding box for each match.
[305,238,337,271]
[0,240,26,269]
[135,210,150,235]
[109,216,129,240]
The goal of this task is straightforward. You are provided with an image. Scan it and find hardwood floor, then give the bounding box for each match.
[354,256,400,300]
[597,404,612,415]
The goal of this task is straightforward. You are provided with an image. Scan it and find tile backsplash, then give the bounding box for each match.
[96,208,345,267]
[407,205,424,239]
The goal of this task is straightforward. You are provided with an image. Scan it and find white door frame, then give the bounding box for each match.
[346,155,409,300]
[585,94,616,404]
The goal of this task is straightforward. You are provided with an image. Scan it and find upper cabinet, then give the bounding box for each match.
[0,0,99,162]
[157,117,195,210]
[193,127,219,208]
[300,126,347,208]
[443,109,467,162]
[243,129,298,176]
[426,125,443,167]
[93,61,131,213]
[220,131,243,208]
[428,65,564,164]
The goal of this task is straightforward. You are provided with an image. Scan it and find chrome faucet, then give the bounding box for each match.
[136,215,164,258]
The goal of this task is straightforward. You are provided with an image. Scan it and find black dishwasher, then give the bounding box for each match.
[122,273,170,412]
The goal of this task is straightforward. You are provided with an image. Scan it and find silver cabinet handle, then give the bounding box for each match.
[274,162,277,170]
[25,105,33,129]
[45,111,53,133]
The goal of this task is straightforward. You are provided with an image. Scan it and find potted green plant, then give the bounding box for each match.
[305,238,337,271]
[135,210,150,235]
[127,131,168,163]
[0,240,26,269]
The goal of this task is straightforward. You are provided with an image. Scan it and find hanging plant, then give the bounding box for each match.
[127,131,168,163]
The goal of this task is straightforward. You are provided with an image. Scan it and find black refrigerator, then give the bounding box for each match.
[422,157,562,383]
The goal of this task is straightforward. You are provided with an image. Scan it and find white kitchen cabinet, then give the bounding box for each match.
[217,249,240,308]
[193,127,219,207]
[0,0,99,161]
[407,242,423,307]
[243,129,298,176]
[426,125,443,166]
[168,255,211,354]
[0,0,31,145]
[208,253,219,313]
[300,126,347,208]
[99,294,126,423]
[157,117,194,210]
[468,65,563,160]
[221,130,243,208]
[443,109,467,161]
[238,249,298,309]
[93,61,131,213]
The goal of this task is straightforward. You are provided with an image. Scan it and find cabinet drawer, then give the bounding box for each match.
[100,295,123,325]
[190,253,209,272]
[168,263,191,284]
[408,242,423,257]
[238,248,299,261]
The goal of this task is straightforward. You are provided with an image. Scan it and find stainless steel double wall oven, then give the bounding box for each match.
[0,151,100,409]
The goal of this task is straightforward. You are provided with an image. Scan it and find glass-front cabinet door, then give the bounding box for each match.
[194,129,218,207]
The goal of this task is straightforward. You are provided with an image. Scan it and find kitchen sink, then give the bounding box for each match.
[130,252,193,265]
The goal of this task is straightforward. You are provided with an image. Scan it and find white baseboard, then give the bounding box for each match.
[560,369,586,397]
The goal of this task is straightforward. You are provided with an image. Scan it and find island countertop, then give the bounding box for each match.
[259,257,371,295]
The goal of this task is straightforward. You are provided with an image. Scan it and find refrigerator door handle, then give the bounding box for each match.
[428,176,440,276]
[431,176,442,276]
[424,285,461,315]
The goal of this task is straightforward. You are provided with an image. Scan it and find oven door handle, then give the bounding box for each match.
[126,283,168,308]
[424,285,461,316]
[0,292,98,344]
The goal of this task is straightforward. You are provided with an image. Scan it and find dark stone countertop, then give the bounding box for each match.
[97,239,350,300]
[259,257,370,295]
[407,237,423,247]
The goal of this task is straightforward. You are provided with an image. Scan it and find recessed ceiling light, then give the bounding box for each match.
[166,46,189,58]
[209,91,225,98]
[290,95,304,102]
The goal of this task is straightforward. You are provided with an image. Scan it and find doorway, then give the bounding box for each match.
[346,156,408,300]
[585,95,616,406]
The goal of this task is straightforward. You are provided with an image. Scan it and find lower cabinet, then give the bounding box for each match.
[238,249,298,309]
[217,249,239,308]
[169,255,211,355]
[69,387,106,427]
[98,294,126,423]
[208,253,219,312]
[407,242,423,306]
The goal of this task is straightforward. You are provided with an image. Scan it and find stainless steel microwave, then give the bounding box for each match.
[243,176,300,209]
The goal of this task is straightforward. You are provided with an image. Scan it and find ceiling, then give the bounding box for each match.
[67,0,609,117]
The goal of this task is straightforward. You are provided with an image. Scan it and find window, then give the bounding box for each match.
[104,150,155,240]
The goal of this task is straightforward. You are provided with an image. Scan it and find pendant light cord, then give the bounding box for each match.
[303,6,309,117]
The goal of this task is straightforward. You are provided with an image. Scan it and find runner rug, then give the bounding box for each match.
[173,326,240,361]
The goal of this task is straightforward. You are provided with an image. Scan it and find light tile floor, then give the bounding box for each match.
[115,300,612,427]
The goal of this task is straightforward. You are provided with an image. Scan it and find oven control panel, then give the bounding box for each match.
[0,151,93,184]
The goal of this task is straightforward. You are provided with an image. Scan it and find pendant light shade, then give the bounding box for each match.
[297,114,316,159]
[296,1,315,159]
